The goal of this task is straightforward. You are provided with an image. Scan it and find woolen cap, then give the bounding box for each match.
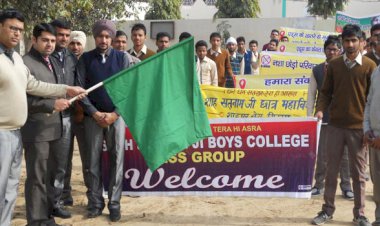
[69,31,87,47]
[92,19,116,38]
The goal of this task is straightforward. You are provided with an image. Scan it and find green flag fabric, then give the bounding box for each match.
[103,37,212,171]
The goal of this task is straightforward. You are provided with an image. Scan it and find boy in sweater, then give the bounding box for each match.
[312,24,376,226]
[206,32,233,87]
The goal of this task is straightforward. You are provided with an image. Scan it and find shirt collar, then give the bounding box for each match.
[96,47,112,56]
[343,52,362,65]
[230,51,237,58]
[210,47,221,55]
[0,43,14,55]
[130,45,147,56]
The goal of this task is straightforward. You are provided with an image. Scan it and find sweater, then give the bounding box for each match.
[0,49,67,130]
[316,55,376,129]
[80,48,125,114]
[128,45,155,61]
[207,48,233,87]
[363,66,380,134]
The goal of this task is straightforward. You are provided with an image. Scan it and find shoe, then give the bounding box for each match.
[311,187,323,196]
[109,209,121,222]
[87,208,103,218]
[311,211,333,225]
[52,206,71,219]
[343,190,354,200]
[61,197,73,206]
[353,216,371,226]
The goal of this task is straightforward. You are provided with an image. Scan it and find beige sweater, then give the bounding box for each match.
[0,51,67,130]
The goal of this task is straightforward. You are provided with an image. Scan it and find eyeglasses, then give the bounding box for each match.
[326,47,340,53]
[8,25,24,34]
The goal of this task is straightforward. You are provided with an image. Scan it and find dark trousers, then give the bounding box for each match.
[24,141,58,226]
[62,119,88,202]
[51,116,73,207]
[322,126,367,218]
[83,116,125,211]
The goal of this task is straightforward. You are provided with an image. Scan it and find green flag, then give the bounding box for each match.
[103,37,212,171]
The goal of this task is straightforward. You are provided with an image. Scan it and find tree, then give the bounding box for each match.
[307,0,348,19]
[0,0,146,38]
[145,0,182,20]
[214,0,260,19]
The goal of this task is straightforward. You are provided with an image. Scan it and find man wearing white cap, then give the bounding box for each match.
[68,31,86,58]
[226,36,244,76]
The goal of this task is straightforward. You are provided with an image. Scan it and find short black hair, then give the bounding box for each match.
[179,32,191,41]
[281,36,289,41]
[236,36,245,44]
[116,30,127,38]
[249,40,258,46]
[195,40,208,49]
[370,24,380,36]
[156,32,170,41]
[131,23,146,35]
[324,35,341,50]
[271,29,279,34]
[209,32,221,40]
[342,24,362,39]
[361,31,366,40]
[0,9,25,23]
[269,39,279,46]
[50,19,71,30]
[33,23,56,38]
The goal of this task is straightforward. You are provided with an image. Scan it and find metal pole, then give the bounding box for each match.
[282,0,286,18]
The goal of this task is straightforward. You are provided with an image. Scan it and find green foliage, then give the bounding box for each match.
[145,0,181,20]
[216,20,231,47]
[307,0,348,19]
[0,0,146,38]
[214,0,260,19]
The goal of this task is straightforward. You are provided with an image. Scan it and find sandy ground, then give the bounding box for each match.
[11,144,376,226]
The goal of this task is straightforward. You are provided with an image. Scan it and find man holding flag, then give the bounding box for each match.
[76,19,134,222]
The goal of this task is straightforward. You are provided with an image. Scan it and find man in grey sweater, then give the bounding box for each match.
[0,9,85,226]
[363,64,380,226]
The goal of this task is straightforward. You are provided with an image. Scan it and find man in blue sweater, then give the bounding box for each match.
[76,19,133,222]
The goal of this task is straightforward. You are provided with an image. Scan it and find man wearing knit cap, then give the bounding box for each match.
[76,19,133,222]
[68,31,86,58]
[226,36,244,76]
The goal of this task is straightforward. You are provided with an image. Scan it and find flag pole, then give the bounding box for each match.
[69,81,103,104]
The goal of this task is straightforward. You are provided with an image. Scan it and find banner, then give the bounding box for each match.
[259,52,324,76]
[279,27,338,44]
[201,86,308,118]
[102,118,319,198]
[335,11,380,36]
[235,75,310,90]
[278,42,324,55]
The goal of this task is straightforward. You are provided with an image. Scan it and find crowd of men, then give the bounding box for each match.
[1,7,380,226]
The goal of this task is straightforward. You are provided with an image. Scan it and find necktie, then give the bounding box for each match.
[44,56,53,72]
[101,54,106,64]
[324,63,328,75]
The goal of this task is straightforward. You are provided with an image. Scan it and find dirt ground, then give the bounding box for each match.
[11,144,376,226]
